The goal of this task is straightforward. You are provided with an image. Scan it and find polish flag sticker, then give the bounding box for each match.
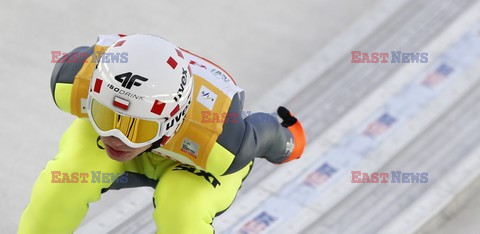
[113,96,130,110]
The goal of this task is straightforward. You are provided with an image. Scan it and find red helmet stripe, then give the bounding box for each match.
[167,57,178,69]
[170,104,180,117]
[151,100,166,115]
[160,135,170,145]
[187,65,192,75]
[94,78,103,93]
[114,40,126,47]
[176,49,184,59]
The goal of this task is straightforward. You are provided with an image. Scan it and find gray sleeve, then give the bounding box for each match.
[218,93,293,175]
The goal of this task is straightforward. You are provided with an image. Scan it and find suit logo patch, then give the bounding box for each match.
[197,85,217,110]
[181,138,199,158]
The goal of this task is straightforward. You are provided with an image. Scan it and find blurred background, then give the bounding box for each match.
[2,0,480,233]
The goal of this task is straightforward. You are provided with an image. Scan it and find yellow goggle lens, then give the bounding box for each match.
[91,99,159,143]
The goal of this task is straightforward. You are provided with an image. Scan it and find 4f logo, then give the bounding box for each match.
[114,72,148,89]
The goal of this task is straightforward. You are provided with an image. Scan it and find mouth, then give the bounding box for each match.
[104,144,131,161]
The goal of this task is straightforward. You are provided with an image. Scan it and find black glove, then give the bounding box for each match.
[277,106,297,127]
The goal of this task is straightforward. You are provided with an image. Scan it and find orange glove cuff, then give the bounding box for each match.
[283,120,306,163]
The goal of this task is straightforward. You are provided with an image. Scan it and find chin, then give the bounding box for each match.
[107,154,135,162]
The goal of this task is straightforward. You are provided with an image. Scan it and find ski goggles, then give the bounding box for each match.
[87,98,166,148]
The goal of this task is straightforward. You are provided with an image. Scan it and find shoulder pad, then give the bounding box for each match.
[51,46,94,115]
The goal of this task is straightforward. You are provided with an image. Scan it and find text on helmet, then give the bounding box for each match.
[173,68,188,102]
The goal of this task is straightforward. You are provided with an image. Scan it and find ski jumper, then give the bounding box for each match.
[18,35,304,234]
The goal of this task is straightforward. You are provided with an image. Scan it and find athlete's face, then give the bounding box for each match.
[101,136,151,162]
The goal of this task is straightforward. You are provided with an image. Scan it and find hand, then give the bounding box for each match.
[277,106,306,163]
[277,106,297,127]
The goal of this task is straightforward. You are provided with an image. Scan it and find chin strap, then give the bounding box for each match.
[96,136,105,150]
[145,137,164,152]
[146,134,173,152]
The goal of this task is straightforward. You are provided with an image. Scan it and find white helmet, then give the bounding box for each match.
[87,34,194,148]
